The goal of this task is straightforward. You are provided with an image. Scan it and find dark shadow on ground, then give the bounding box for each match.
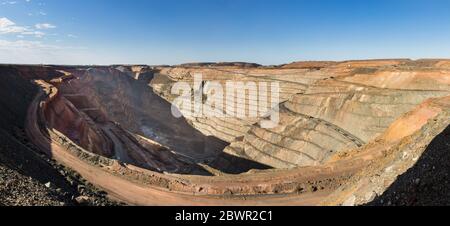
[209,151,273,174]
[0,65,115,206]
[368,125,450,206]
[0,66,75,205]
[74,68,273,175]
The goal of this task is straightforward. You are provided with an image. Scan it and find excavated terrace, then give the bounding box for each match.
[18,60,450,205]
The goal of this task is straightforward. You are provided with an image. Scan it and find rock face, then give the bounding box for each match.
[0,65,118,206]
[152,61,450,169]
[322,96,450,206]
[368,125,450,206]
[152,66,333,143]
[59,68,228,163]
[44,83,114,158]
[1,59,449,206]
[44,69,227,175]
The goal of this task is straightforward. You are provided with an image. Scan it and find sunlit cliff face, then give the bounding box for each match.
[24,60,450,205]
[43,62,450,173]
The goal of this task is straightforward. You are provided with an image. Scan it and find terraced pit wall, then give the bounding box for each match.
[21,60,450,205]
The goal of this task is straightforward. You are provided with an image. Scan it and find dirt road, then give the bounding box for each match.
[24,80,406,206]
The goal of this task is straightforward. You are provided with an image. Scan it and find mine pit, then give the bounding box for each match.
[14,60,450,205]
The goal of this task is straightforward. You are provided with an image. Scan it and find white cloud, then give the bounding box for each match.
[0,39,90,65]
[0,17,27,34]
[22,30,45,37]
[1,1,18,5]
[0,17,47,37]
[0,39,86,51]
[0,14,90,64]
[35,23,56,29]
[0,17,15,27]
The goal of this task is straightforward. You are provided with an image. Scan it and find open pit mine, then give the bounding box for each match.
[0,59,449,206]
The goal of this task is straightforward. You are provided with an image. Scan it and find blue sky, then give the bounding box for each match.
[1,0,450,65]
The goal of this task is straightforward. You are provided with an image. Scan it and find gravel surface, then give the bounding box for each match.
[0,71,120,206]
[0,131,122,206]
[0,164,64,206]
[369,126,450,206]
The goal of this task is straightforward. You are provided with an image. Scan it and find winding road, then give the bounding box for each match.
[25,78,430,206]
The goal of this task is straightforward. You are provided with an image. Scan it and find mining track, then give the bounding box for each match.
[22,62,450,206]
